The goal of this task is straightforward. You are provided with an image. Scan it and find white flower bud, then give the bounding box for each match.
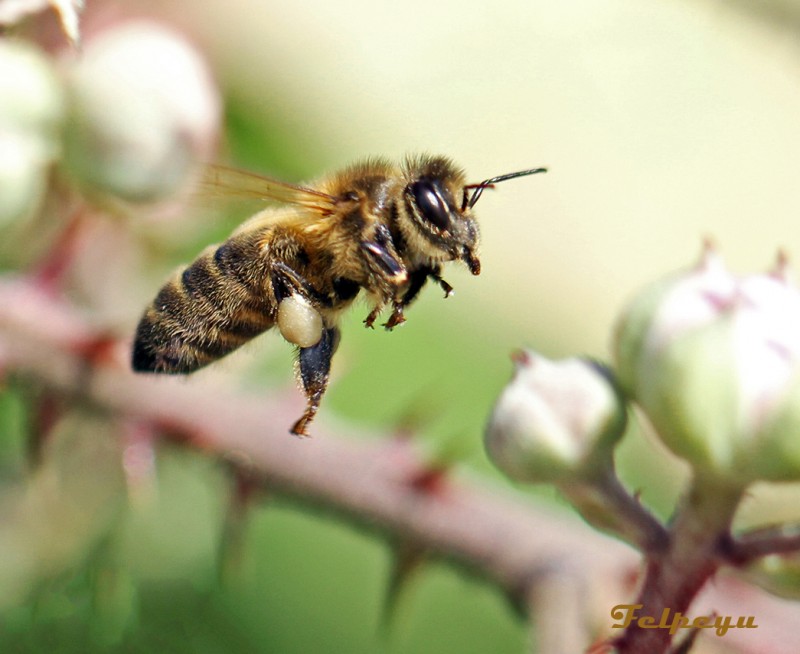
[277,295,323,348]
[62,21,220,203]
[0,41,64,226]
[614,246,800,482]
[485,351,626,484]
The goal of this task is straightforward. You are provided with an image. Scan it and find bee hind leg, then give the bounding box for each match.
[270,262,330,307]
[290,326,340,437]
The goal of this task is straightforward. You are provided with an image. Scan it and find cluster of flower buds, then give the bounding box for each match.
[616,246,800,484]
[0,20,220,224]
[486,244,800,489]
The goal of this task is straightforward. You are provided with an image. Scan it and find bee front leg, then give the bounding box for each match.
[382,266,451,331]
[382,269,423,330]
[361,228,407,330]
[363,304,383,329]
[291,326,340,437]
[430,270,454,298]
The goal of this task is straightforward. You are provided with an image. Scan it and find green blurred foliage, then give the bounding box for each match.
[0,440,526,654]
[0,387,29,480]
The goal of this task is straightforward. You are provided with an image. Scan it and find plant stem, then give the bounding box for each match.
[561,465,669,554]
[613,475,744,653]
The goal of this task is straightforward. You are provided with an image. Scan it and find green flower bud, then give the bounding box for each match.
[614,246,800,483]
[62,21,220,203]
[485,351,627,484]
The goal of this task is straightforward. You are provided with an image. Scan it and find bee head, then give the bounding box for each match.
[400,156,546,275]
[400,156,481,274]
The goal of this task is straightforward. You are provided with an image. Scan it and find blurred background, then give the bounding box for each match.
[4,0,800,651]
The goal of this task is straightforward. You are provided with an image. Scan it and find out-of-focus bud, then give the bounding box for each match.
[614,245,800,483]
[0,40,63,136]
[0,40,64,226]
[0,132,51,228]
[741,552,800,600]
[62,21,220,204]
[485,351,627,484]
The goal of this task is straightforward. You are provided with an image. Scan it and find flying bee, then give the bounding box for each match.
[132,155,546,436]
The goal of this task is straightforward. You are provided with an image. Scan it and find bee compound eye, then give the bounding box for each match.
[411,180,451,231]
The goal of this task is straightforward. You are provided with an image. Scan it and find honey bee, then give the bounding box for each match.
[132,155,546,436]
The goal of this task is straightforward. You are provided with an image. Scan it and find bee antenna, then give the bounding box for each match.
[462,167,547,211]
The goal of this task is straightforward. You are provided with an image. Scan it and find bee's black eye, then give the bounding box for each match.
[410,180,450,231]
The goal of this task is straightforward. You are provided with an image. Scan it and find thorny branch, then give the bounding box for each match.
[727,523,800,562]
[1,276,800,653]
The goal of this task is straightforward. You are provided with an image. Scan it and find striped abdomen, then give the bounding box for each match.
[132,236,275,374]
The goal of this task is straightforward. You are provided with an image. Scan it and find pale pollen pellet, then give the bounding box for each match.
[277,295,323,348]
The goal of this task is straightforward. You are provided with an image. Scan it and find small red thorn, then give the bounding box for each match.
[408,463,450,495]
[623,564,643,592]
[75,334,119,366]
[152,417,211,450]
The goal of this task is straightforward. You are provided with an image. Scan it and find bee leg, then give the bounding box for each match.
[270,262,331,307]
[361,227,408,285]
[429,270,454,298]
[290,326,340,437]
[383,306,405,330]
[403,265,451,307]
[382,266,449,331]
[363,305,383,329]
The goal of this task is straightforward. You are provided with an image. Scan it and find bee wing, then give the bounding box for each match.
[198,164,339,215]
